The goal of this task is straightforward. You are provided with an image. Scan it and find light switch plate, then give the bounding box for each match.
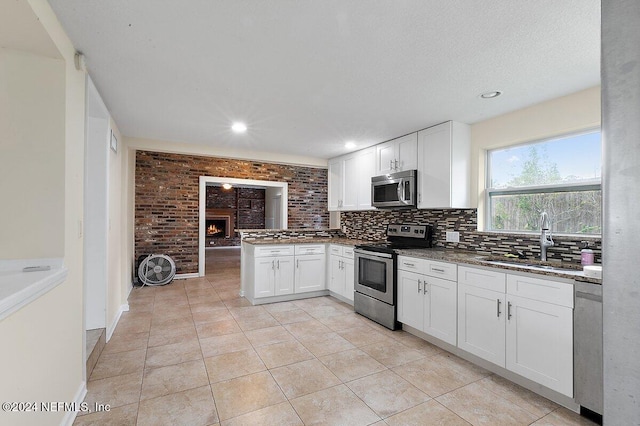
[446,231,460,243]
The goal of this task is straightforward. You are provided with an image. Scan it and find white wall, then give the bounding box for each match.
[0,1,87,424]
[107,119,125,338]
[470,86,601,228]
[0,48,65,259]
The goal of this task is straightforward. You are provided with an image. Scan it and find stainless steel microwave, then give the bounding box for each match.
[371,170,417,208]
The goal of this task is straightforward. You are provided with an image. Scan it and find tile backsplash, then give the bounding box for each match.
[341,208,601,264]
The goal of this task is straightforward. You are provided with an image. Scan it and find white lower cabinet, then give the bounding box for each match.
[246,244,326,299]
[457,265,574,397]
[295,254,326,293]
[397,257,457,345]
[294,244,326,294]
[458,283,506,366]
[253,256,295,297]
[328,245,355,302]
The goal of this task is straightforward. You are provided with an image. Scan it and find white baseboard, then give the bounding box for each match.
[106,303,129,342]
[60,381,87,426]
[174,273,199,280]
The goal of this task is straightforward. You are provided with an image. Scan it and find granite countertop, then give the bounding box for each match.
[242,237,601,284]
[242,237,374,246]
[395,248,602,284]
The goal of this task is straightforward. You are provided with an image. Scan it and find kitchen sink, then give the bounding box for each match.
[481,259,583,275]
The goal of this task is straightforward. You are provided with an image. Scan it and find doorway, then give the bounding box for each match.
[198,176,288,276]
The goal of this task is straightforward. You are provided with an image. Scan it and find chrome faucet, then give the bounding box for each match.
[540,211,554,261]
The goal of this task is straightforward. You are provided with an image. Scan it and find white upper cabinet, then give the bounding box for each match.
[417,121,470,209]
[328,157,343,211]
[375,133,418,174]
[328,147,376,212]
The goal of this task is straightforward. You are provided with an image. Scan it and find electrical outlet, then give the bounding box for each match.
[446,231,460,243]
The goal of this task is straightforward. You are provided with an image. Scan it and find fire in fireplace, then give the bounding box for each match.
[206,216,230,238]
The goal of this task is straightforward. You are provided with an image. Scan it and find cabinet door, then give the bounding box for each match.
[254,258,275,298]
[375,140,397,174]
[328,255,345,295]
[424,277,457,345]
[342,154,359,210]
[457,283,506,366]
[506,295,573,396]
[417,122,451,208]
[274,256,295,296]
[356,147,376,210]
[343,257,355,303]
[397,269,424,330]
[295,254,326,293]
[328,157,343,211]
[396,133,418,171]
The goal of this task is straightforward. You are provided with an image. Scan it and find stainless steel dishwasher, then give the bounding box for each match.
[574,281,603,418]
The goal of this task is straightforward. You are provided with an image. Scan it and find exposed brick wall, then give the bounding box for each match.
[135,151,328,274]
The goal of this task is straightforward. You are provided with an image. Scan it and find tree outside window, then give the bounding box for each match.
[487,131,601,235]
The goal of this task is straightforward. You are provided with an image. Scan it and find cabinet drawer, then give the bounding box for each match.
[458,266,506,293]
[424,260,457,281]
[342,246,355,258]
[330,245,342,255]
[507,274,573,308]
[254,245,294,257]
[295,244,326,255]
[398,256,425,273]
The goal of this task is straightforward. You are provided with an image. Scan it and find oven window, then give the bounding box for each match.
[358,257,387,293]
[373,183,400,203]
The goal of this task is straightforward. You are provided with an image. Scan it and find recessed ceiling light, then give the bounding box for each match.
[231,122,247,133]
[222,183,232,190]
[345,141,356,149]
[480,91,502,99]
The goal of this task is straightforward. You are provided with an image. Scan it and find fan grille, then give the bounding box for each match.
[138,254,176,286]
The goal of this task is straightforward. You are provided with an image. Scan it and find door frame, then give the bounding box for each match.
[198,176,288,276]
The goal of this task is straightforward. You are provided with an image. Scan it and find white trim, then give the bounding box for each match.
[59,382,88,426]
[198,176,288,277]
[174,273,200,280]
[106,303,129,342]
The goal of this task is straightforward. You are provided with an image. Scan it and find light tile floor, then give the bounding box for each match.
[74,248,596,425]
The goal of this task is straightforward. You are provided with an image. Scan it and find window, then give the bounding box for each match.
[486,130,601,234]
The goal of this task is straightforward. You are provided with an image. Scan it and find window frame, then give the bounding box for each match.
[485,128,602,236]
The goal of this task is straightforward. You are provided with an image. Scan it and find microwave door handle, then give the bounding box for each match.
[397,179,405,204]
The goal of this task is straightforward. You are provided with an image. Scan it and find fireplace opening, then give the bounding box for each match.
[206,216,230,238]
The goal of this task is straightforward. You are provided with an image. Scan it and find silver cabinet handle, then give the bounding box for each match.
[497,299,502,317]
[277,260,280,269]
[404,262,415,267]
[272,260,275,270]
[432,268,445,273]
[417,279,422,294]
[395,159,399,170]
[507,301,512,320]
[296,259,299,268]
[390,159,394,170]
[424,281,429,294]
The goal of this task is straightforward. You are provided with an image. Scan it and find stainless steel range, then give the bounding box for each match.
[353,223,433,330]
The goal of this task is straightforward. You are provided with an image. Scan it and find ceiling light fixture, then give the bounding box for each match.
[231,122,247,133]
[222,183,232,190]
[345,141,356,149]
[480,91,502,99]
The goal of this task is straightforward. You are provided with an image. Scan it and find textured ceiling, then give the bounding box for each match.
[49,0,600,159]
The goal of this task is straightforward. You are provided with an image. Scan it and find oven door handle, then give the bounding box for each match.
[353,248,394,259]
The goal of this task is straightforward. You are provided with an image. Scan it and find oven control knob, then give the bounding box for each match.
[420,230,424,234]
[414,230,419,234]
